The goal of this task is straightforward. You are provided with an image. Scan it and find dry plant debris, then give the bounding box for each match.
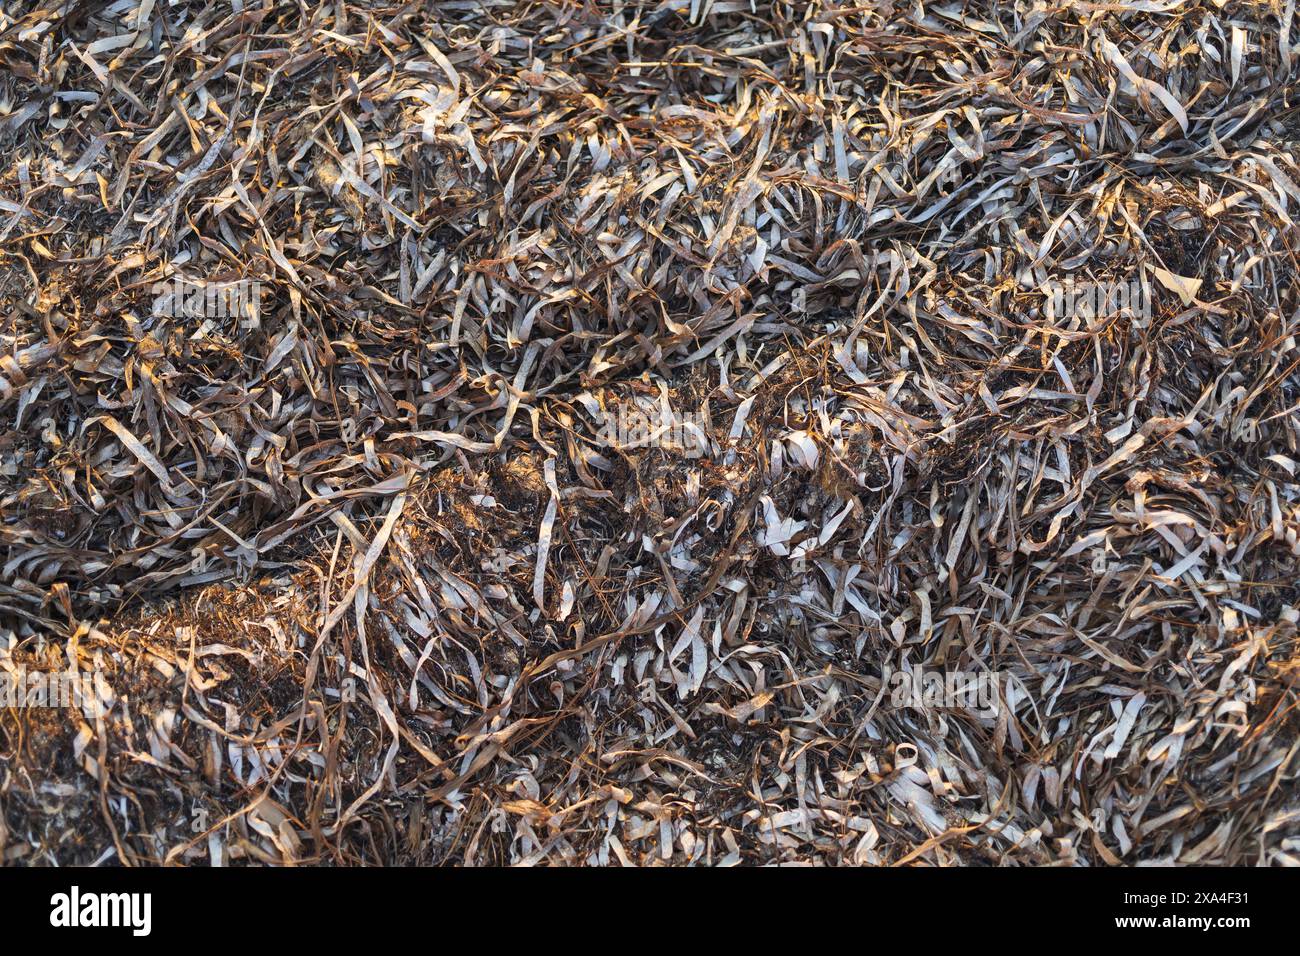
[1,0,1299,866]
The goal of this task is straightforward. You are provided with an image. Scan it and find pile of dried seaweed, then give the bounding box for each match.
[2,0,1299,866]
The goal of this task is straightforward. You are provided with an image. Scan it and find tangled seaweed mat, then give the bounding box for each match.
[1,1,1299,865]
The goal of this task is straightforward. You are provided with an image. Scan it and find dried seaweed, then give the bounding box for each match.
[1,0,1298,866]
